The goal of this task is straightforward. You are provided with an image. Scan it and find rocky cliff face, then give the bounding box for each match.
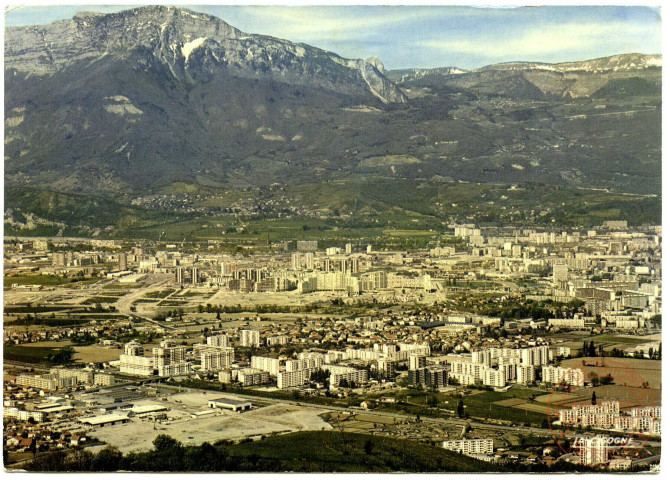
[6,6,406,103]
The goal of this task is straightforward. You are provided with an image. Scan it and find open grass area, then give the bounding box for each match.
[457,388,548,425]
[369,386,548,425]
[588,335,650,345]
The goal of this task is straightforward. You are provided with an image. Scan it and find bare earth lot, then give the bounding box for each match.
[560,358,661,389]
[85,392,332,453]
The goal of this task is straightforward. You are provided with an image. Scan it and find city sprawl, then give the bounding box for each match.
[3,220,661,471]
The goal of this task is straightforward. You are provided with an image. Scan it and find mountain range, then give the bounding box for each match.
[4,6,662,226]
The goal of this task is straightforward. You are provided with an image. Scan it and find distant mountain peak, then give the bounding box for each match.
[478,53,662,73]
[5,6,406,104]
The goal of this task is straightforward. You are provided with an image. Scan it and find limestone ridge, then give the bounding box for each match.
[5,6,407,104]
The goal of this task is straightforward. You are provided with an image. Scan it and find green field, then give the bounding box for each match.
[458,388,548,425]
[588,335,649,345]
[369,386,547,426]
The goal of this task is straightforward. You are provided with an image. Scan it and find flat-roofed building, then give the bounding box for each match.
[94,373,117,386]
[277,369,314,389]
[79,414,130,427]
[240,330,260,347]
[120,354,155,376]
[237,368,270,386]
[130,404,169,415]
[201,347,235,371]
[516,365,536,385]
[50,368,94,384]
[577,436,609,465]
[153,340,189,376]
[208,397,252,412]
[442,438,493,456]
[328,366,368,387]
[250,356,281,376]
[542,366,584,386]
[207,334,230,348]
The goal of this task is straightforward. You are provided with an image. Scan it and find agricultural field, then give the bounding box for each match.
[457,388,548,425]
[560,358,662,389]
[72,345,122,363]
[367,386,549,426]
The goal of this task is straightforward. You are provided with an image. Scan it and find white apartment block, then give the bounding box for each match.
[556,346,571,357]
[409,354,427,370]
[4,407,45,422]
[124,340,144,356]
[266,335,290,346]
[559,402,661,434]
[483,368,507,388]
[451,347,546,387]
[629,406,661,418]
[207,334,230,348]
[201,347,235,371]
[298,351,328,363]
[442,438,493,456]
[577,436,609,465]
[237,368,270,386]
[470,346,549,368]
[153,341,189,376]
[119,354,155,376]
[49,368,94,384]
[615,318,641,329]
[327,365,369,387]
[240,330,260,347]
[94,373,116,386]
[153,341,187,365]
[286,356,324,372]
[277,368,316,389]
[549,318,586,329]
[520,346,550,366]
[542,366,585,386]
[560,401,620,424]
[158,363,190,376]
[250,356,281,376]
[516,365,536,384]
[15,375,58,391]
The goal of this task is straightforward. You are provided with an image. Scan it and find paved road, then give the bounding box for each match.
[114,274,178,331]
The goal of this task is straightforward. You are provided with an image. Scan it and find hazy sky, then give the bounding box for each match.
[5,4,662,70]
